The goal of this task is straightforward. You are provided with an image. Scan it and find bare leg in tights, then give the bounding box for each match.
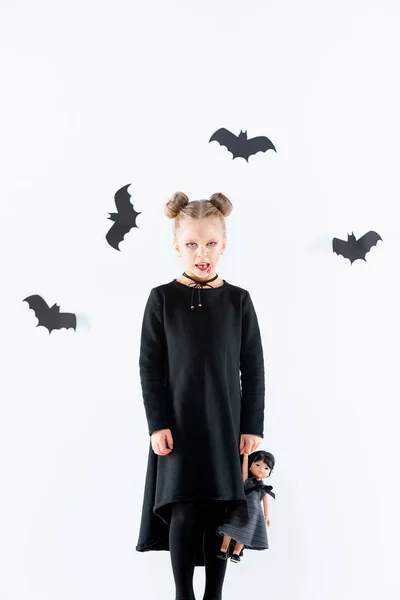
[201,500,230,600]
[169,500,230,600]
[169,501,199,600]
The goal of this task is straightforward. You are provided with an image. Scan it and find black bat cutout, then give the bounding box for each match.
[209,128,276,161]
[23,295,76,333]
[332,231,382,264]
[106,183,141,250]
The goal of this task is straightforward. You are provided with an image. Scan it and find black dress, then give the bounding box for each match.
[135,279,265,566]
[215,477,275,550]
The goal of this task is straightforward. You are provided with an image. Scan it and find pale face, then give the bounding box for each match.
[174,218,227,281]
[250,460,271,481]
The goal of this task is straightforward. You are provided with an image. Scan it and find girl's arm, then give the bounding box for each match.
[239,291,265,438]
[139,288,170,436]
[242,453,249,483]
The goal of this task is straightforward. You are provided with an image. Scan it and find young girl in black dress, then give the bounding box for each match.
[216,450,275,563]
[136,191,267,600]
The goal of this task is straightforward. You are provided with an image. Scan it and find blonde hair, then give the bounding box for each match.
[165,192,233,239]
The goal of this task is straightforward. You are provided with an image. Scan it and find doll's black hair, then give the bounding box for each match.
[245,450,275,479]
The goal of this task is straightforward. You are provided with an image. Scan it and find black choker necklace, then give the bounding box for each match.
[181,271,219,310]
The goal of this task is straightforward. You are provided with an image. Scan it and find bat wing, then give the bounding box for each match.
[357,230,382,252]
[246,135,276,157]
[58,312,77,331]
[106,221,133,251]
[332,237,350,260]
[209,128,239,152]
[114,183,132,213]
[23,294,50,325]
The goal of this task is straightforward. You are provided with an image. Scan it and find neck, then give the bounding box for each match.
[179,270,221,287]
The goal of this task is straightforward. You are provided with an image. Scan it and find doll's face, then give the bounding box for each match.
[250,460,271,480]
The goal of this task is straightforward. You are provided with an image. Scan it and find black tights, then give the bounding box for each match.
[169,499,229,600]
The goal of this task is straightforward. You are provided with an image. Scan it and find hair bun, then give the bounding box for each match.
[165,191,189,219]
[208,192,233,217]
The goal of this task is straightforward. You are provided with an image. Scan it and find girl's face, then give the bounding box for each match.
[250,459,271,480]
[174,218,227,280]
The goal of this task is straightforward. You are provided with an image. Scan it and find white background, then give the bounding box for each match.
[1,1,400,599]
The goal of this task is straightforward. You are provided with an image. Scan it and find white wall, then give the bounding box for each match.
[1,1,400,599]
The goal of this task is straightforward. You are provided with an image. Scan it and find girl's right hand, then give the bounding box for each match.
[151,428,174,456]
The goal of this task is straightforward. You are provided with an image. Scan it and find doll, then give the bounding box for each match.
[215,450,275,563]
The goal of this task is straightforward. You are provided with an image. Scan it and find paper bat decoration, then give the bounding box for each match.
[106,183,141,250]
[209,128,276,161]
[332,231,382,264]
[23,295,77,333]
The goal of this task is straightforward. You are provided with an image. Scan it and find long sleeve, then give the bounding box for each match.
[139,288,170,436]
[239,291,265,438]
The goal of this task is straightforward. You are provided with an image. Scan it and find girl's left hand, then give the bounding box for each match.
[239,434,262,454]
[265,517,270,526]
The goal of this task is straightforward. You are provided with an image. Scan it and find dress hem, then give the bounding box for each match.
[136,495,247,553]
[136,538,167,552]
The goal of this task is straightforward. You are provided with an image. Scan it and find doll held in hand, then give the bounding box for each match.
[215,450,275,563]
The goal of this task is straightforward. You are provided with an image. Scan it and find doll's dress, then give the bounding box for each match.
[215,477,275,550]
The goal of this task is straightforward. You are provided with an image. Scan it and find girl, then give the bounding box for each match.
[216,450,275,563]
[135,191,266,600]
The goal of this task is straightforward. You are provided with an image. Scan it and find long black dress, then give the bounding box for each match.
[135,279,265,566]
